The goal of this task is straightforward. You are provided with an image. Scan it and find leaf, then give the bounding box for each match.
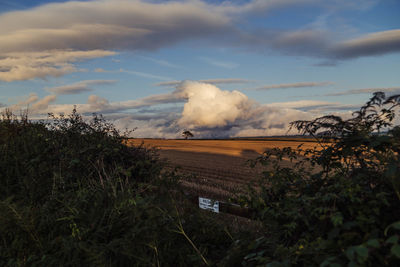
[385,221,400,237]
[391,244,400,258]
[366,239,380,248]
[320,257,340,267]
[345,247,355,261]
[386,235,399,244]
[354,246,368,260]
[331,212,343,227]
[244,252,258,260]
[392,221,400,230]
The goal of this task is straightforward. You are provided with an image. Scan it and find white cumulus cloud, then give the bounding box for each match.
[177,81,254,128]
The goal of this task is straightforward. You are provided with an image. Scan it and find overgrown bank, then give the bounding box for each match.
[1,92,400,266]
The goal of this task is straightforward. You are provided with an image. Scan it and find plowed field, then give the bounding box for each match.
[128,138,319,200]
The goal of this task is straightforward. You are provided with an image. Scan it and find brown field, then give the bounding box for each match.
[128,138,320,201]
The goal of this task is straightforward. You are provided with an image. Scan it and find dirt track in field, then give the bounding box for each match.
[128,139,319,200]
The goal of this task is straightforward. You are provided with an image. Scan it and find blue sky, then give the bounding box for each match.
[0,0,399,138]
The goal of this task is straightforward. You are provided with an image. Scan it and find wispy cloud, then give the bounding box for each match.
[31,95,56,110]
[0,50,115,82]
[6,93,56,112]
[237,27,400,60]
[265,100,359,111]
[266,100,337,109]
[155,78,250,87]
[253,81,334,90]
[136,55,181,69]
[119,69,171,81]
[199,57,239,69]
[332,29,400,59]
[94,68,171,81]
[46,80,117,95]
[313,61,337,67]
[326,87,400,96]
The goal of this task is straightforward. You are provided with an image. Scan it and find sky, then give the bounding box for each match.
[0,0,399,138]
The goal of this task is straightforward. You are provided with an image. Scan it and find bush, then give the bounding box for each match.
[0,109,233,266]
[229,92,400,266]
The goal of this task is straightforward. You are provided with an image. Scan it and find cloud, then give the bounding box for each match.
[271,30,331,57]
[199,57,239,69]
[94,68,108,73]
[153,81,319,137]
[0,50,115,82]
[119,69,171,81]
[237,27,400,60]
[0,81,368,138]
[155,78,250,87]
[18,93,39,106]
[177,81,255,128]
[87,95,110,110]
[215,0,315,15]
[254,81,334,90]
[0,0,231,81]
[86,91,184,113]
[47,80,117,95]
[94,67,171,81]
[117,81,315,138]
[326,87,400,96]
[31,95,56,110]
[1,81,304,137]
[135,55,180,68]
[332,29,400,59]
[266,100,339,109]
[313,61,337,67]
[6,93,56,112]
[265,100,360,112]
[0,0,231,54]
[0,0,397,83]
[235,29,331,57]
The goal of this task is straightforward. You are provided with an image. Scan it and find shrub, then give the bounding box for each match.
[0,109,233,266]
[228,92,400,266]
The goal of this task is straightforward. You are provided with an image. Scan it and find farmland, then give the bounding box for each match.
[128,138,320,200]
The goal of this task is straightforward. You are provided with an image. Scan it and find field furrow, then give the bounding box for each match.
[128,138,318,200]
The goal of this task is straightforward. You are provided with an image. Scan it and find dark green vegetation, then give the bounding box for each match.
[0,109,234,266]
[230,92,400,266]
[1,92,400,266]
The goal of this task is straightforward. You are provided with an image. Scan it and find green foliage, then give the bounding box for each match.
[229,92,400,266]
[0,109,233,266]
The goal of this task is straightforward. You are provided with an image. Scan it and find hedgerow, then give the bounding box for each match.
[0,109,233,266]
[228,92,400,266]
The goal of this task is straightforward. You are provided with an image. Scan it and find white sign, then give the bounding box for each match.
[198,197,219,213]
